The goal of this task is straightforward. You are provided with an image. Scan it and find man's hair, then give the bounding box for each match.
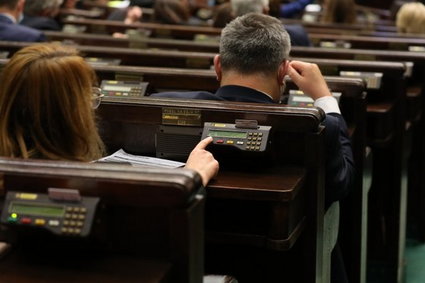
[231,0,269,17]
[24,0,63,16]
[0,0,19,9]
[220,13,291,76]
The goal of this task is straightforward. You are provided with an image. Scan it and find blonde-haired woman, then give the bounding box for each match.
[0,43,218,185]
[396,2,425,34]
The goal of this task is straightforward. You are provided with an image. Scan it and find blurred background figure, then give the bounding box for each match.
[212,1,232,28]
[0,0,45,41]
[212,0,310,46]
[107,1,143,24]
[321,0,357,24]
[154,0,209,25]
[269,0,313,18]
[396,2,425,34]
[21,0,63,31]
[61,0,82,9]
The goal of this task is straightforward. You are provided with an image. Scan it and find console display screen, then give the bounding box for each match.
[103,85,133,92]
[9,202,65,217]
[209,130,247,139]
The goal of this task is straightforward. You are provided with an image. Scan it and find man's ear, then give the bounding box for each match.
[17,0,25,13]
[278,60,289,85]
[213,55,222,81]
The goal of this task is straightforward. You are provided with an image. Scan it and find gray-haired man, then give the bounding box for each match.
[152,13,353,283]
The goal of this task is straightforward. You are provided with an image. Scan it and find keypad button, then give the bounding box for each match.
[66,207,73,212]
[253,133,258,136]
[75,228,82,234]
[71,214,78,220]
[248,132,253,136]
[49,220,60,226]
[76,221,84,227]
[258,137,262,141]
[7,217,18,223]
[73,207,80,213]
[78,215,86,220]
[80,208,87,214]
[237,141,244,145]
[61,228,68,233]
[246,146,250,150]
[255,146,260,150]
[257,142,261,146]
[259,133,263,137]
[65,213,72,219]
[20,218,32,224]
[35,219,46,226]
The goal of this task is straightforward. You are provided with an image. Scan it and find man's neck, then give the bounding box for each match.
[0,8,17,23]
[220,71,281,102]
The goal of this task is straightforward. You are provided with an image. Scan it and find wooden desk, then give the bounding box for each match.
[0,159,204,283]
[61,18,222,39]
[309,33,425,51]
[97,97,326,282]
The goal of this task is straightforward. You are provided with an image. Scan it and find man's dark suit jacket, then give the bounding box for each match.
[0,14,45,42]
[151,85,355,208]
[21,15,61,31]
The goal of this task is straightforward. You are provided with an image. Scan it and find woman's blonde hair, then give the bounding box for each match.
[322,0,356,24]
[0,43,105,161]
[396,2,425,34]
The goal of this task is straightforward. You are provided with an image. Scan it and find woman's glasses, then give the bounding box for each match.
[92,87,104,109]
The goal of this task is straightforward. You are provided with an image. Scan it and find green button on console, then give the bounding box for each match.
[8,217,18,223]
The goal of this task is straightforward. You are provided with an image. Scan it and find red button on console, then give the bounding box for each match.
[216,139,224,144]
[20,218,32,224]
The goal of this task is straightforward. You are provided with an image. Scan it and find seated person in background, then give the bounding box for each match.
[21,0,62,31]
[214,0,311,46]
[212,1,232,28]
[107,4,143,24]
[154,0,209,25]
[271,0,313,18]
[0,0,45,41]
[127,0,154,8]
[396,2,425,34]
[321,0,356,24]
[61,0,82,9]
[152,14,355,282]
[0,43,219,187]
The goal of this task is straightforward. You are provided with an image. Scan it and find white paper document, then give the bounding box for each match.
[97,149,185,169]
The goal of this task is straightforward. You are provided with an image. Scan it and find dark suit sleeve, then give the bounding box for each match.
[323,113,355,208]
[36,32,46,42]
[150,91,224,100]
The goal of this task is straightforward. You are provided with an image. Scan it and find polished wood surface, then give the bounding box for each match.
[0,158,205,283]
[96,97,326,282]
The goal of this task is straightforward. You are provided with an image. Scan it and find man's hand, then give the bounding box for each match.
[287,60,332,100]
[185,137,219,186]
